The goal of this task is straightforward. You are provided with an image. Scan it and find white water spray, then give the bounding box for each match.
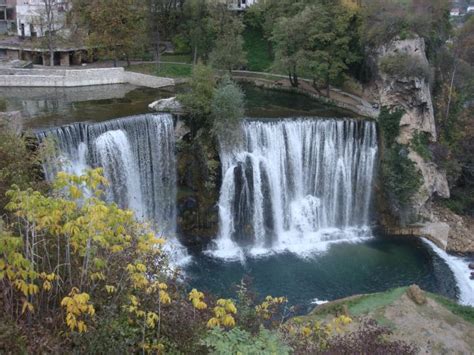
[37,114,189,265]
[211,118,378,259]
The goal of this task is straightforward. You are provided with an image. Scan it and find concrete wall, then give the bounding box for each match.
[0,67,175,88]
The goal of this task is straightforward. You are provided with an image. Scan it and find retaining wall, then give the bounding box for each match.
[0,67,174,88]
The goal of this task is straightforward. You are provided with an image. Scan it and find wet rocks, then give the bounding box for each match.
[149,97,184,114]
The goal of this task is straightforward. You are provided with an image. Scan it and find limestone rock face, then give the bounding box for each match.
[149,97,184,114]
[376,37,449,218]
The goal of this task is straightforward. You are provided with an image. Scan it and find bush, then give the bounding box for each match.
[178,64,216,132]
[382,144,423,214]
[411,131,432,161]
[202,327,290,355]
[380,53,433,84]
[378,107,404,147]
[325,318,417,354]
[211,75,245,149]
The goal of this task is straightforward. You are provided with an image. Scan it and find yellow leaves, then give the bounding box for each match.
[13,279,39,297]
[256,295,288,320]
[301,326,312,337]
[77,321,88,333]
[136,263,147,273]
[208,299,237,329]
[90,272,106,282]
[207,317,220,328]
[21,301,34,314]
[69,185,83,199]
[222,314,236,327]
[189,289,207,310]
[105,285,116,294]
[43,280,52,291]
[61,288,95,333]
[146,312,159,329]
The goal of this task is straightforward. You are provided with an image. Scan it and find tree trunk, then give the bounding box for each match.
[155,30,161,71]
[193,45,198,66]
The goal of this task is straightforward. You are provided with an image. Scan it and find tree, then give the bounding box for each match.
[208,4,247,71]
[272,3,360,93]
[211,75,245,149]
[183,0,213,65]
[145,0,183,69]
[178,64,216,132]
[75,0,145,66]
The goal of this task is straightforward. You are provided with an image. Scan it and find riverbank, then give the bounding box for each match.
[295,286,474,353]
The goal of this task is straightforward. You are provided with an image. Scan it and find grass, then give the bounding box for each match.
[243,26,273,72]
[429,293,474,325]
[160,53,193,64]
[128,63,192,78]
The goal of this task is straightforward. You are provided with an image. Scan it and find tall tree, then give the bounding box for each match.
[74,0,145,66]
[272,3,360,93]
[145,0,183,69]
[208,2,247,71]
[183,0,213,64]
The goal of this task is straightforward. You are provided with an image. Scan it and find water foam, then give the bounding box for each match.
[211,118,378,260]
[423,239,474,306]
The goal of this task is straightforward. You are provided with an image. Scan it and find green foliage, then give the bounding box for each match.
[172,34,192,55]
[361,0,451,54]
[271,3,361,90]
[378,107,404,147]
[183,0,214,63]
[74,0,145,64]
[411,131,432,161]
[382,144,423,208]
[429,293,474,325]
[0,120,47,214]
[211,75,245,149]
[178,64,216,129]
[380,53,433,83]
[209,7,247,71]
[202,327,290,355]
[243,25,273,72]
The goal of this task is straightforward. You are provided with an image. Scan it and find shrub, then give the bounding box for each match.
[382,144,423,212]
[378,107,404,147]
[411,131,432,161]
[325,318,417,354]
[380,53,433,84]
[178,64,216,132]
[211,75,245,150]
[202,327,290,355]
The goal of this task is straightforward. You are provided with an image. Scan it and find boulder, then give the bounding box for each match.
[406,284,427,305]
[149,97,184,114]
[469,263,474,270]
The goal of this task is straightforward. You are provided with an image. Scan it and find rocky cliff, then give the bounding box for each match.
[374,37,453,248]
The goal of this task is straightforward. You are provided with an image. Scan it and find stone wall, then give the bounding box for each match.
[0,68,174,88]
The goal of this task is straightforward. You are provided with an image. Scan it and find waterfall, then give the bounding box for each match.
[37,114,190,264]
[212,118,378,259]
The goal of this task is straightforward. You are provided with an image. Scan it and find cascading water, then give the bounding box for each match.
[37,113,190,265]
[212,118,378,259]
